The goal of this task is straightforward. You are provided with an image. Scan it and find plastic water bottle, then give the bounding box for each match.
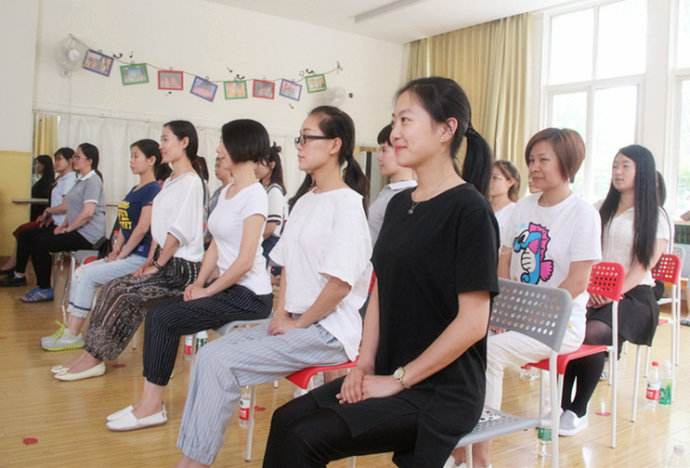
[660,360,673,406]
[183,335,194,361]
[194,331,208,353]
[536,426,552,457]
[238,386,251,428]
[646,361,661,409]
[667,445,688,467]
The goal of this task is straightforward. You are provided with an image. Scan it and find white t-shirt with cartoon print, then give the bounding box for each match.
[502,193,602,341]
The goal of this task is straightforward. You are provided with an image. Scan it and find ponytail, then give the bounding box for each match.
[462,126,493,197]
[343,155,369,212]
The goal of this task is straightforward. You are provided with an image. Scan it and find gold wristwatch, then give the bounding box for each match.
[393,366,408,389]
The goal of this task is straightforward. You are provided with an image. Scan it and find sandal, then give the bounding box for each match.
[21,287,54,303]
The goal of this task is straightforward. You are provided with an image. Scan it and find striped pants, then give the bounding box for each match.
[176,321,349,465]
[143,284,273,386]
[84,257,200,361]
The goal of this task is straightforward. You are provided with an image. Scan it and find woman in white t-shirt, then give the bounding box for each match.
[461,128,602,467]
[490,160,521,238]
[255,142,286,271]
[105,119,274,432]
[54,120,205,382]
[559,144,669,436]
[173,106,372,466]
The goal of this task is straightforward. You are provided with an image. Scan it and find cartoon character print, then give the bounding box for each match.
[512,222,554,285]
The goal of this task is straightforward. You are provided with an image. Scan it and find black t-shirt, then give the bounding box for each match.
[374,183,499,391]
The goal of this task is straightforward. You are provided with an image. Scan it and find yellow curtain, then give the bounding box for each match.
[406,14,530,178]
[33,114,59,156]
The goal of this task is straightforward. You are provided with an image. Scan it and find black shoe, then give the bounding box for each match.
[0,275,27,287]
[0,268,14,276]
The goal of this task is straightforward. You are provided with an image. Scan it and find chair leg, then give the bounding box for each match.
[643,345,650,379]
[631,345,642,422]
[348,457,357,468]
[244,385,257,461]
[549,356,559,467]
[467,443,473,468]
[611,344,618,449]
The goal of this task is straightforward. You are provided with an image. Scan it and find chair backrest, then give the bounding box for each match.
[651,254,681,285]
[587,262,625,301]
[490,279,573,352]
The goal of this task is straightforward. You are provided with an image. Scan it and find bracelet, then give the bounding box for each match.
[153,260,164,271]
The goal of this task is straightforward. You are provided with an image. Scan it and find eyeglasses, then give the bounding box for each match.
[294,134,332,147]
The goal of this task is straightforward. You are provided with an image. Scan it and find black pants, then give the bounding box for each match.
[15,225,53,274]
[28,230,92,289]
[263,392,418,468]
[143,285,272,386]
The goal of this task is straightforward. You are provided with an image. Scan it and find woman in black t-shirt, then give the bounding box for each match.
[263,77,499,468]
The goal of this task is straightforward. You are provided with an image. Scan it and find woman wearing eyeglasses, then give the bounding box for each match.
[174,106,372,467]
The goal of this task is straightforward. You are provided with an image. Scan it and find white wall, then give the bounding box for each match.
[33,0,405,196]
[1,0,39,152]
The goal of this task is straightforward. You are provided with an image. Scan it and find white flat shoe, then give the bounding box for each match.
[54,362,106,381]
[107,405,134,422]
[50,364,67,374]
[106,406,167,431]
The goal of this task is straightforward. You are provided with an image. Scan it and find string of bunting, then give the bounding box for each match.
[71,34,342,103]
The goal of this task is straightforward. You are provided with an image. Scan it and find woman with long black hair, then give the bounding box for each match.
[263,77,499,468]
[558,144,670,435]
[174,106,372,467]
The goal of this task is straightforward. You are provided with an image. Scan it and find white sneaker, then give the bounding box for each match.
[42,326,84,351]
[50,364,68,374]
[106,405,167,431]
[559,410,588,436]
[106,405,134,422]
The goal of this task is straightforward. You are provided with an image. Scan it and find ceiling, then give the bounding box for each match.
[207,0,575,43]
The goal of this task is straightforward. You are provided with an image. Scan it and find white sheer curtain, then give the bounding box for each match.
[47,112,300,230]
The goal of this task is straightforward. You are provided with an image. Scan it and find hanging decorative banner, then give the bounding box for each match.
[83,49,114,77]
[120,63,148,85]
[279,79,302,101]
[190,76,218,102]
[65,35,344,105]
[224,80,248,100]
[253,80,275,100]
[305,73,327,93]
[158,70,184,91]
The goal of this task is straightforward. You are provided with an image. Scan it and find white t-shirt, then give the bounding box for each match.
[51,171,77,226]
[270,188,372,361]
[151,172,205,263]
[208,183,272,295]
[502,193,602,341]
[599,205,671,286]
[494,201,516,242]
[266,184,286,236]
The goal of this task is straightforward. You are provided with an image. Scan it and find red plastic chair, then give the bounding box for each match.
[526,262,624,448]
[241,361,356,462]
[632,252,682,420]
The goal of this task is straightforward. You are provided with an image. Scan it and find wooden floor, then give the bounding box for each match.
[1,271,689,467]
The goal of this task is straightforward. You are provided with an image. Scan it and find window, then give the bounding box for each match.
[543,0,646,202]
[673,0,690,216]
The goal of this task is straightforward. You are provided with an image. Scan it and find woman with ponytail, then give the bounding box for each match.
[14,143,106,303]
[263,77,499,467]
[174,107,372,466]
[40,139,162,351]
[453,128,602,466]
[255,142,287,267]
[53,121,204,381]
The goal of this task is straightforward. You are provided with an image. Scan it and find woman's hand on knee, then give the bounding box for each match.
[361,375,404,400]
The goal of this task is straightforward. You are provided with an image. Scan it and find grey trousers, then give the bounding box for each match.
[176,321,349,465]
